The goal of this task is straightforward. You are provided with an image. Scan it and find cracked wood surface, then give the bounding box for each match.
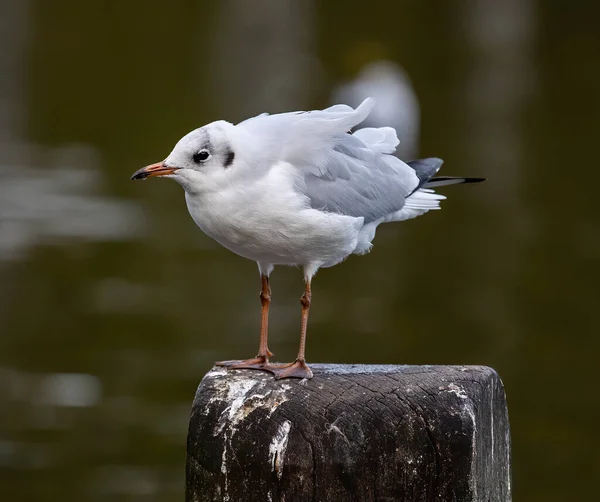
[186,364,511,502]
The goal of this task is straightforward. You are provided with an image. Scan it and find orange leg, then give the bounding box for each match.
[272,279,314,380]
[216,275,276,371]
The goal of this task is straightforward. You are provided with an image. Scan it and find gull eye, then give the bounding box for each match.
[192,150,211,163]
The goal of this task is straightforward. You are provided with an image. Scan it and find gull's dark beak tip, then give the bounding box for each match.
[130,169,148,181]
[130,162,178,180]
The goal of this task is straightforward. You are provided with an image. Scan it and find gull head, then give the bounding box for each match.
[131,121,242,193]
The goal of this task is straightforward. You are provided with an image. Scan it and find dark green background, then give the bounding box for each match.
[1,1,599,500]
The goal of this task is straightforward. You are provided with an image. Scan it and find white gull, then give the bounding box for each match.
[131,99,484,379]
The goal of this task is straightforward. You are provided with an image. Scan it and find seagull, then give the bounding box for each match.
[131,99,484,379]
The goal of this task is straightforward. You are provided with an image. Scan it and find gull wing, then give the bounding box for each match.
[299,132,420,223]
[238,99,424,223]
[237,99,375,169]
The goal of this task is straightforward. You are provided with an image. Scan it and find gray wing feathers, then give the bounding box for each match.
[238,98,376,170]
[301,133,419,223]
[241,99,423,224]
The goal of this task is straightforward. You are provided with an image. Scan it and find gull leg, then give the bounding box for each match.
[216,274,276,372]
[273,278,314,380]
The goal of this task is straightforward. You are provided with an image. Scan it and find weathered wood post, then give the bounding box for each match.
[186,364,510,501]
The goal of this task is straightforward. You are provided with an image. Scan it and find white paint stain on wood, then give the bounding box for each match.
[326,415,349,442]
[202,369,293,498]
[447,383,468,399]
[219,379,258,433]
[221,446,230,501]
[268,420,291,479]
[466,401,478,500]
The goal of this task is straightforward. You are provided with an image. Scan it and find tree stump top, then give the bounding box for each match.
[187,364,511,501]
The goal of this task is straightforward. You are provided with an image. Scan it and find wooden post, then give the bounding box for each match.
[186,364,511,501]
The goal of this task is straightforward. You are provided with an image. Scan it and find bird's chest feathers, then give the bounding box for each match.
[184,185,306,256]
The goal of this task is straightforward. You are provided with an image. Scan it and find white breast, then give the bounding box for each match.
[184,162,363,267]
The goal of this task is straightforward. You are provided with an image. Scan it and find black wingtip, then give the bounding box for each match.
[429,176,486,184]
[461,177,486,184]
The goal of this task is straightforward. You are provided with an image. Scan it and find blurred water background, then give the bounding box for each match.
[1,0,599,500]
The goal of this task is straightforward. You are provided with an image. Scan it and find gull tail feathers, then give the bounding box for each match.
[387,189,446,222]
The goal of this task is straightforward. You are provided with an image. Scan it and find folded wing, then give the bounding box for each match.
[300,132,421,223]
[238,99,435,224]
[238,99,375,169]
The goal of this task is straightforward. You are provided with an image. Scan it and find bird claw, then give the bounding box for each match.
[271,359,313,380]
[214,357,313,379]
[215,356,276,374]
